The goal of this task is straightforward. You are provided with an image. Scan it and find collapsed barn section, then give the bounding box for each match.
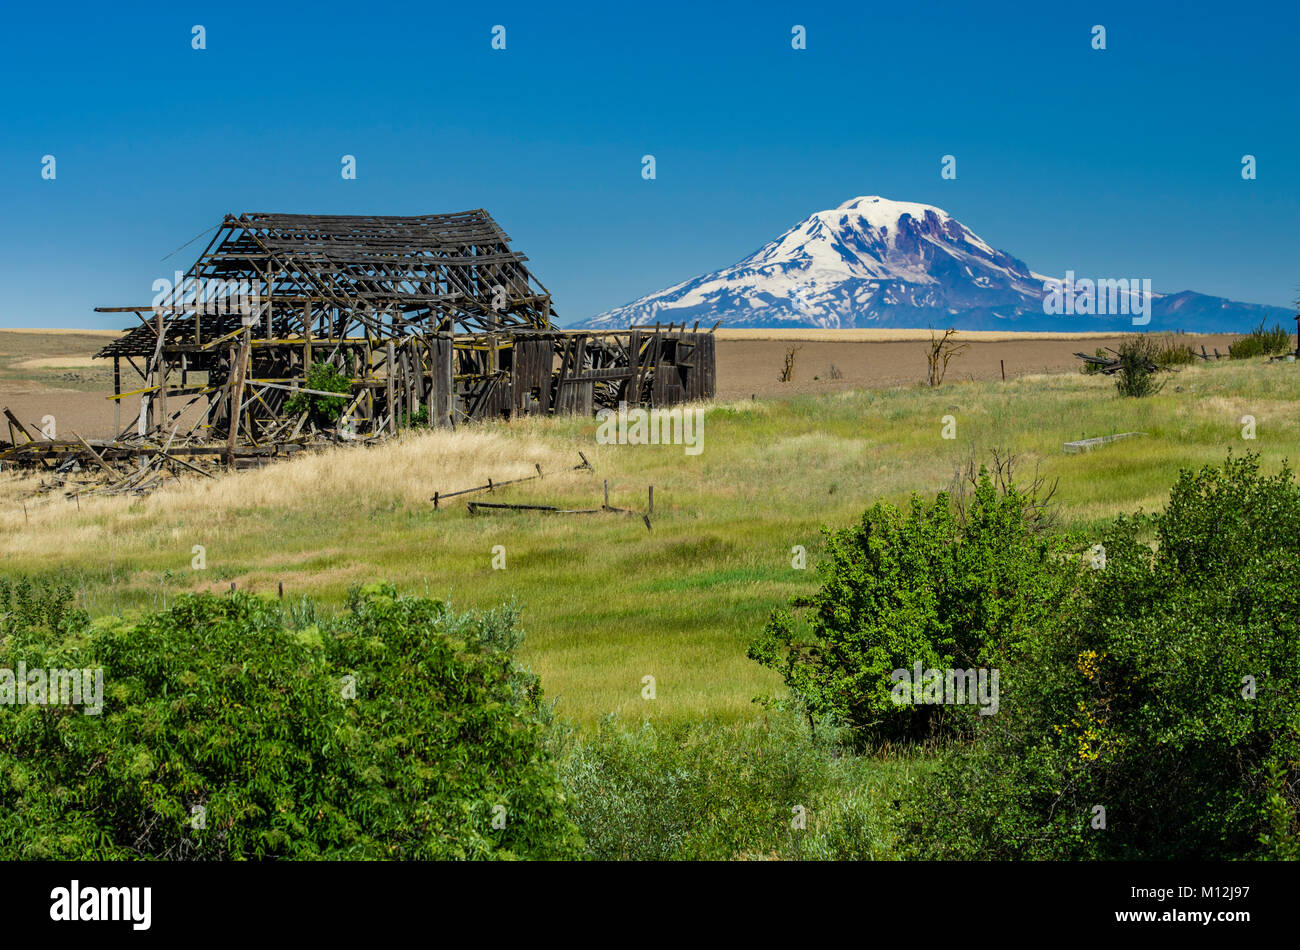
[0,211,715,478]
[0,213,717,486]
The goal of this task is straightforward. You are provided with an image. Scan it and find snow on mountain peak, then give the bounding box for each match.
[744,194,1012,285]
[574,196,1290,332]
[834,195,947,225]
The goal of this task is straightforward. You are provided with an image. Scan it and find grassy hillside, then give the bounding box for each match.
[3,358,1297,726]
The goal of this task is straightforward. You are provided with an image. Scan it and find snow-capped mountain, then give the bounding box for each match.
[575,196,1290,333]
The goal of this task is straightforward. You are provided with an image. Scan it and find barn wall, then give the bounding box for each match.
[512,339,554,416]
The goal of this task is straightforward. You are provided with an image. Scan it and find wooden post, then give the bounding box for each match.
[364,343,373,429]
[629,330,643,404]
[603,479,609,510]
[156,306,167,430]
[193,268,202,346]
[400,346,416,419]
[1000,359,1006,381]
[432,335,452,428]
[137,392,148,469]
[648,484,654,516]
[303,301,313,372]
[386,341,397,434]
[265,272,274,340]
[226,329,251,468]
[113,357,121,435]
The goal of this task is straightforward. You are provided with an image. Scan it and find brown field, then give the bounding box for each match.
[0,329,144,441]
[1,327,1245,439]
[712,327,1124,342]
[715,331,1241,400]
[0,328,121,336]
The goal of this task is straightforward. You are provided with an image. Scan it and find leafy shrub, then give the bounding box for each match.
[903,454,1300,859]
[1229,320,1292,359]
[1152,333,1196,367]
[748,469,1074,744]
[0,583,581,859]
[1114,334,1164,397]
[284,360,351,425]
[0,577,85,638]
[553,710,901,860]
[403,404,430,427]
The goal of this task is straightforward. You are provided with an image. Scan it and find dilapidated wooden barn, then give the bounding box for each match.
[84,210,715,464]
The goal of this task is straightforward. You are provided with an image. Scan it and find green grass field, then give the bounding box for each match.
[3,357,1297,727]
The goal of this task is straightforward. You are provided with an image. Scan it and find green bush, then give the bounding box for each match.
[1229,320,1292,359]
[1152,333,1196,367]
[903,453,1300,859]
[1114,334,1165,397]
[284,360,351,425]
[403,404,430,428]
[0,582,581,859]
[553,710,902,860]
[748,469,1074,744]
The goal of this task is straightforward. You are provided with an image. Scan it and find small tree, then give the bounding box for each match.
[748,466,1073,744]
[285,360,351,426]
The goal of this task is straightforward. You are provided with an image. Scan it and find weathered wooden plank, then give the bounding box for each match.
[1063,432,1145,454]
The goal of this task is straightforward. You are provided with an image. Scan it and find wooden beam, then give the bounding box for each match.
[3,408,36,442]
[226,329,251,468]
[71,431,115,475]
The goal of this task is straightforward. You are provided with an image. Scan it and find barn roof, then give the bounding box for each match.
[96,210,556,357]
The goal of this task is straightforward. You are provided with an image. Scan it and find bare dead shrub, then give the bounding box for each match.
[778,345,802,383]
[926,328,969,387]
[948,449,1059,533]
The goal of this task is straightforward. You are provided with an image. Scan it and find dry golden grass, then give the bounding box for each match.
[0,426,582,561]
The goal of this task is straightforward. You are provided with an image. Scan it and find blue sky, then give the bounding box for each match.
[1,0,1296,328]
